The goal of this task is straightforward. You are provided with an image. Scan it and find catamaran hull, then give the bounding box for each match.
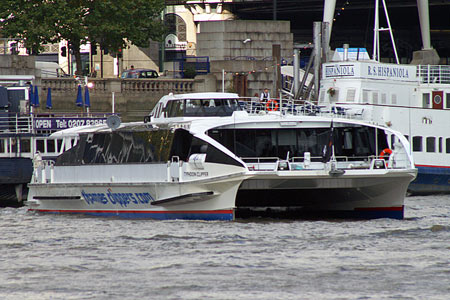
[27,177,244,221]
[236,170,417,219]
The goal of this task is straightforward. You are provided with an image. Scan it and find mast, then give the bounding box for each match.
[372,0,399,64]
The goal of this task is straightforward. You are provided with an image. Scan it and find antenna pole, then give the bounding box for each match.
[382,0,399,64]
[373,0,399,64]
[373,0,379,61]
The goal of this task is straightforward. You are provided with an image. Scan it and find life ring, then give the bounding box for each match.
[266,99,279,111]
[379,148,392,158]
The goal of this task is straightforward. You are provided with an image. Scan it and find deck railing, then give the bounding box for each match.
[0,112,113,134]
[242,155,410,171]
[417,65,450,84]
[237,97,364,120]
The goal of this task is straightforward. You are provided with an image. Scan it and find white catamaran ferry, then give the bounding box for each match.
[320,49,450,194]
[26,92,417,220]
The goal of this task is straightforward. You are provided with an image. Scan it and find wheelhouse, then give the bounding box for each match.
[151,93,243,119]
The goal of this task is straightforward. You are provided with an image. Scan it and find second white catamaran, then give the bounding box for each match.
[26,92,416,220]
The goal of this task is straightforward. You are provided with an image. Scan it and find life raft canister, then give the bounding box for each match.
[379,148,392,158]
[266,99,279,111]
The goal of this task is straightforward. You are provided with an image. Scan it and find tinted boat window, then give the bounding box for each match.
[21,138,31,153]
[170,129,192,161]
[56,129,175,165]
[184,99,241,117]
[208,127,385,160]
[36,139,45,152]
[426,137,435,153]
[413,136,422,152]
[56,128,243,167]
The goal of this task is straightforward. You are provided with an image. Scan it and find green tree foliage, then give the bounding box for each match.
[0,0,166,75]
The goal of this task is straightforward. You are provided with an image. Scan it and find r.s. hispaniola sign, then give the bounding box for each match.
[323,62,416,81]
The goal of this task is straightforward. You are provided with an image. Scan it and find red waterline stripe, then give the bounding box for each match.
[30,209,234,214]
[415,164,450,169]
[354,206,403,211]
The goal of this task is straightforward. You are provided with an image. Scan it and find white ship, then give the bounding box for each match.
[319,53,450,194]
[26,92,416,220]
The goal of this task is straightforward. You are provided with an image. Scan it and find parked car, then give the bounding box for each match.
[121,69,159,79]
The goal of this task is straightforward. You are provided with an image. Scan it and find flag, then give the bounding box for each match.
[84,86,90,107]
[322,120,334,163]
[46,88,52,109]
[76,85,83,107]
[32,85,39,107]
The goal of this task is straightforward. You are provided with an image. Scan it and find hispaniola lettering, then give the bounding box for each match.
[81,189,154,206]
[325,64,355,77]
[367,65,409,78]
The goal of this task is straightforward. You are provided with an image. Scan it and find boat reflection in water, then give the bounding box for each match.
[26,92,417,220]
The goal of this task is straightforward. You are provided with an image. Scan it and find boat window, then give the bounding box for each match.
[404,135,409,141]
[344,130,354,150]
[21,138,31,153]
[164,101,173,118]
[36,139,45,153]
[158,103,165,117]
[362,90,369,102]
[346,89,356,102]
[372,92,378,104]
[190,136,243,167]
[0,139,5,153]
[167,129,243,166]
[184,98,241,117]
[56,129,175,166]
[167,100,184,117]
[446,138,450,154]
[446,93,450,109]
[426,137,435,152]
[422,93,430,108]
[412,136,422,152]
[381,93,387,104]
[391,94,397,104]
[438,137,442,153]
[170,129,192,161]
[47,139,56,153]
[208,127,384,160]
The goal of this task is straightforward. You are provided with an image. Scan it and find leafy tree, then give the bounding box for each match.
[0,0,166,75]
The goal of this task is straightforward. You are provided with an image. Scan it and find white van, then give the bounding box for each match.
[35,61,67,78]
